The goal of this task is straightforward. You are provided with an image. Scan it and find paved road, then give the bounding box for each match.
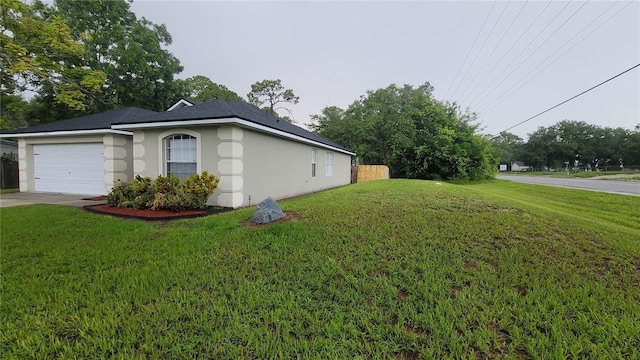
[496,175,640,196]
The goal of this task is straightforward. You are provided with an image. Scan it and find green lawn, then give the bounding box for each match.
[2,180,639,359]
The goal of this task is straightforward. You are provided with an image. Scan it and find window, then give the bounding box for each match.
[164,134,196,180]
[326,151,333,176]
[311,148,317,177]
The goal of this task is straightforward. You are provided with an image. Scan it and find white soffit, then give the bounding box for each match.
[166,99,195,111]
[0,129,132,138]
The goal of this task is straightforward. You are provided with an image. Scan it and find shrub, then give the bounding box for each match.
[106,176,152,208]
[1,153,16,162]
[150,175,182,211]
[127,176,154,209]
[182,171,220,210]
[107,172,220,211]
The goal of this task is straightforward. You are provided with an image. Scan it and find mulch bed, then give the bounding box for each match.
[85,204,232,221]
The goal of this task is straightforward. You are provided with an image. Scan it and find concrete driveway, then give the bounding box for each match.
[0,192,106,208]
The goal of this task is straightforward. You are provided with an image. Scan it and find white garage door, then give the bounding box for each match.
[34,143,105,195]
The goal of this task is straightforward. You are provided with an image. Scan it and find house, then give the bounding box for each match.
[1,139,18,160]
[2,107,156,196]
[511,161,531,172]
[0,100,354,208]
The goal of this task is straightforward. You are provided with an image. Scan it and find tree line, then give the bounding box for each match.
[492,121,640,170]
[4,0,636,181]
[308,84,639,179]
[1,0,298,129]
[310,83,498,180]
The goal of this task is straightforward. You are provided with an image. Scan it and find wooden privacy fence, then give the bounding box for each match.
[351,165,389,183]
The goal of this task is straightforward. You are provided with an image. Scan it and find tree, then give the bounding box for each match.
[53,0,183,113]
[247,79,299,120]
[521,120,637,170]
[491,132,524,168]
[627,124,640,166]
[311,83,497,180]
[0,94,28,130]
[524,125,572,169]
[309,106,349,144]
[180,75,242,103]
[408,100,496,180]
[0,0,106,112]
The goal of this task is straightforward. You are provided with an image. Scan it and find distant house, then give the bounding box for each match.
[0,139,19,188]
[511,161,531,172]
[1,139,18,160]
[0,100,354,208]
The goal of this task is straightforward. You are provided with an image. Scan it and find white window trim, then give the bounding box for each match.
[311,148,317,177]
[157,129,201,177]
[326,151,333,177]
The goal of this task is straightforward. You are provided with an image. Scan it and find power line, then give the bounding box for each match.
[443,1,497,102]
[470,0,590,109]
[478,0,627,116]
[458,1,552,105]
[467,1,573,107]
[493,63,640,136]
[448,1,511,101]
[457,0,529,104]
[437,1,470,88]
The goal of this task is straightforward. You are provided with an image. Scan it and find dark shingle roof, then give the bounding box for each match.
[115,100,351,152]
[2,100,351,153]
[4,107,157,134]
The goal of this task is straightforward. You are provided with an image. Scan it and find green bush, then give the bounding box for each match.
[106,175,152,208]
[106,172,220,211]
[1,153,16,162]
[182,171,220,210]
[150,175,182,211]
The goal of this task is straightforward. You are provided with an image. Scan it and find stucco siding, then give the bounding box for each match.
[134,127,222,178]
[18,139,27,192]
[133,125,350,208]
[199,127,221,176]
[215,126,243,208]
[242,129,351,207]
[134,127,227,206]
[133,129,155,177]
[103,134,133,190]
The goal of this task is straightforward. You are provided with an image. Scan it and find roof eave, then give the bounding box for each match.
[0,129,133,138]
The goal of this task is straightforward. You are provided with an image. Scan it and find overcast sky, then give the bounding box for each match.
[131,0,639,140]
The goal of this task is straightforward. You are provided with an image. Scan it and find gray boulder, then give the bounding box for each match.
[250,197,285,224]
